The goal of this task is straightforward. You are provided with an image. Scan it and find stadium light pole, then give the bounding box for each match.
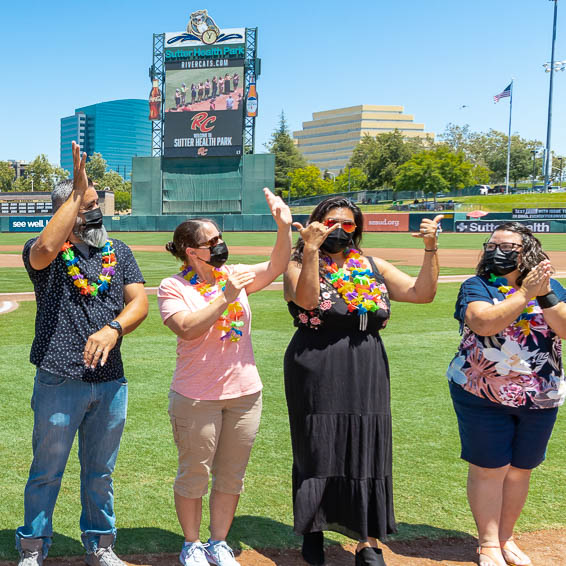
[543,0,561,193]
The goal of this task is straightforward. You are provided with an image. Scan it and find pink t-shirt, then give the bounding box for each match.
[157,265,262,400]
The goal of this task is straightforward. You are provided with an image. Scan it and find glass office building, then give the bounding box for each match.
[60,99,151,179]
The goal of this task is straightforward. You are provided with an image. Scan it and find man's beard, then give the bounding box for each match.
[73,217,108,248]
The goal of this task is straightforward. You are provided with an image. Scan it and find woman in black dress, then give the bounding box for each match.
[283,197,442,566]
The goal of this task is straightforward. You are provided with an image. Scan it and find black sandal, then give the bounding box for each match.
[355,546,386,566]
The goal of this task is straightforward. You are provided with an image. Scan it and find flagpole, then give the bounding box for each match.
[505,80,513,194]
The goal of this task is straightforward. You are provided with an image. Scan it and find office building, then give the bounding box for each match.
[61,99,152,179]
[293,105,434,175]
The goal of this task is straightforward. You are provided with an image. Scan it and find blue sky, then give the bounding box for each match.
[0,0,564,167]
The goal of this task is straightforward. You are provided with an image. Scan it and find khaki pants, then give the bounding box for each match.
[168,390,262,498]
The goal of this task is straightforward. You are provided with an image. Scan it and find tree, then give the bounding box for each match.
[288,166,332,197]
[439,124,544,186]
[266,111,307,193]
[85,152,108,183]
[114,191,131,212]
[438,123,473,155]
[99,169,126,193]
[349,131,427,189]
[395,146,490,195]
[334,167,367,192]
[0,161,15,192]
[395,152,449,195]
[12,155,68,192]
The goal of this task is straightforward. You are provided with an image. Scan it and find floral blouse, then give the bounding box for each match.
[446,275,566,409]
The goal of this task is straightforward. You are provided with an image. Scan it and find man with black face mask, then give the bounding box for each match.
[16,142,148,566]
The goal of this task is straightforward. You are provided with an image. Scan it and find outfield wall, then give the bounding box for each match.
[3,212,566,233]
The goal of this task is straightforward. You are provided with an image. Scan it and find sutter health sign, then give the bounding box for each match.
[363,214,409,232]
[10,216,51,232]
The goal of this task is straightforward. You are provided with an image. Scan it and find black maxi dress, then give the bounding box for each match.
[283,257,396,541]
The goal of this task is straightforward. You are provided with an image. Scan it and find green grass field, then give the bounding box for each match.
[1,290,565,560]
[1,231,566,559]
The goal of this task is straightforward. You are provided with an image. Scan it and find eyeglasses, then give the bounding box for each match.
[323,218,357,234]
[483,242,522,252]
[198,233,222,248]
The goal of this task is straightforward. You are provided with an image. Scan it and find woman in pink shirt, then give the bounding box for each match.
[158,188,292,566]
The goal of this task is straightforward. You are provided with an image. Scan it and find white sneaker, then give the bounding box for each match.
[18,538,44,566]
[205,540,240,566]
[179,541,210,566]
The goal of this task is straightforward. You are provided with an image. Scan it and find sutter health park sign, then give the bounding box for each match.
[455,220,551,233]
[9,216,51,232]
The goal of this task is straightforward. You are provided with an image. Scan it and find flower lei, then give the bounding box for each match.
[323,248,387,315]
[489,273,537,319]
[61,240,116,296]
[181,266,244,342]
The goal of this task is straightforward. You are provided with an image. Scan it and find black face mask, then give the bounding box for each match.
[320,228,353,255]
[82,207,103,229]
[484,248,519,276]
[205,241,229,268]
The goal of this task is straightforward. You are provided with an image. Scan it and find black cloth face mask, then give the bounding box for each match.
[204,241,229,268]
[320,228,353,255]
[484,248,519,276]
[82,208,103,229]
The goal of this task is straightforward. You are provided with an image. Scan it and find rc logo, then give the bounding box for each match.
[197,147,208,156]
[191,112,216,133]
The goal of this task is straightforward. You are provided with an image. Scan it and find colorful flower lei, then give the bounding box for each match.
[181,266,244,342]
[61,240,116,296]
[323,248,387,315]
[489,273,537,318]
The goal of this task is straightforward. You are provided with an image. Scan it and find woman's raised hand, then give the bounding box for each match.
[412,214,444,249]
[520,260,553,298]
[223,271,256,303]
[292,220,340,251]
[263,188,292,227]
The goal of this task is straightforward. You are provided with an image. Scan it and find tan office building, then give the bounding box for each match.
[293,105,434,175]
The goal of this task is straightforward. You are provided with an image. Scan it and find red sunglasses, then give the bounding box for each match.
[323,218,357,233]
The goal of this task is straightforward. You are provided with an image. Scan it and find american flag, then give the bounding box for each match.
[494,83,512,103]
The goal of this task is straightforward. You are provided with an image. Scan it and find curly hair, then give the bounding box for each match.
[291,196,364,270]
[476,221,550,285]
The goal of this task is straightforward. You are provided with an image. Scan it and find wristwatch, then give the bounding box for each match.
[107,320,123,337]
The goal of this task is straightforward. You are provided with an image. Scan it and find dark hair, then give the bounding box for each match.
[165,218,219,264]
[476,221,549,285]
[291,196,364,266]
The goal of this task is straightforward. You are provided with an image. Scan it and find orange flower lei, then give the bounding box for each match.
[181,266,244,342]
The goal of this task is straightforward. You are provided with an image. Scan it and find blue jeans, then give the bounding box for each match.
[16,369,128,557]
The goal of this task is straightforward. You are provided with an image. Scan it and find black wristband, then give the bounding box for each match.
[424,248,438,252]
[536,291,560,309]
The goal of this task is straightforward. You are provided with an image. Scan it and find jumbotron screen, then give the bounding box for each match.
[163,27,245,158]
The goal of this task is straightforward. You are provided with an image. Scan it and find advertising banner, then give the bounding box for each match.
[9,216,51,232]
[513,208,566,219]
[363,213,409,232]
[454,220,551,233]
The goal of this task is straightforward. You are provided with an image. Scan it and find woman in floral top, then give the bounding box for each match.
[283,196,442,566]
[446,222,566,566]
